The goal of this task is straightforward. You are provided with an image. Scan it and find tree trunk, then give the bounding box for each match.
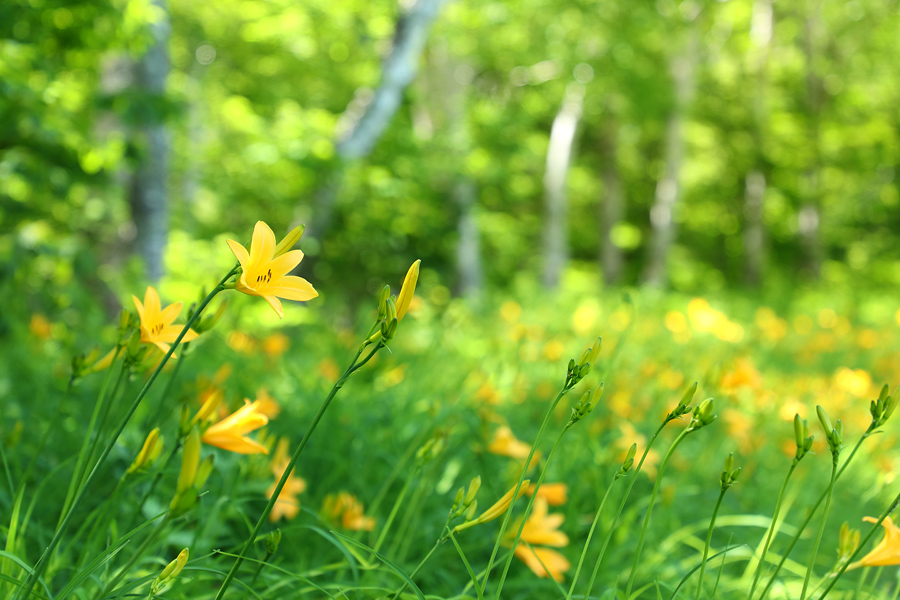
[303,0,444,246]
[743,0,773,286]
[642,33,697,287]
[598,116,624,285]
[542,83,584,290]
[129,0,170,283]
[800,1,823,279]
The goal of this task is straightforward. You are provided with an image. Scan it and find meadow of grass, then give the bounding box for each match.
[2,224,900,600]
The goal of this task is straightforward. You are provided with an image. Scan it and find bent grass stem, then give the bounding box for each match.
[747,463,797,600]
[695,489,726,600]
[799,459,837,600]
[565,474,616,600]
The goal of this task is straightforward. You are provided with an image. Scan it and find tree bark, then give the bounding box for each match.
[598,116,624,285]
[743,0,773,286]
[642,33,697,287]
[129,0,170,283]
[542,83,584,290]
[800,0,823,279]
[304,0,444,246]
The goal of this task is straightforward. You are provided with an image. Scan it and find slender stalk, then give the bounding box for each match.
[212,341,383,600]
[493,423,570,599]
[759,430,872,600]
[57,349,124,528]
[799,460,837,600]
[448,530,485,600]
[624,427,691,599]
[479,384,569,597]
[96,514,171,599]
[16,266,237,600]
[390,530,446,599]
[129,439,182,530]
[565,474,616,600]
[696,490,726,600]
[372,468,417,554]
[583,421,669,600]
[815,488,900,600]
[144,344,190,429]
[747,463,798,599]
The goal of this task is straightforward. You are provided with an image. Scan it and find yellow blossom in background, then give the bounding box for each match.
[202,399,270,454]
[29,313,52,339]
[513,546,571,583]
[507,497,570,581]
[262,332,290,358]
[133,286,198,355]
[323,492,375,531]
[720,359,762,391]
[267,438,306,522]
[488,426,540,467]
[317,358,340,383]
[227,221,318,319]
[500,300,522,323]
[525,482,568,506]
[834,367,873,398]
[227,331,257,354]
[847,516,900,570]
[254,388,281,419]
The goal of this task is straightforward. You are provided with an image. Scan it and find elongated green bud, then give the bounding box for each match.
[378,285,391,319]
[816,405,833,437]
[464,476,481,506]
[793,413,804,448]
[273,224,305,258]
[176,428,201,494]
[195,455,215,489]
[451,487,465,515]
[265,530,282,555]
[465,500,478,522]
[680,382,698,407]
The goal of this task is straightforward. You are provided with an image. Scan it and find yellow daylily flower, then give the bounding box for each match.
[525,482,568,506]
[322,492,376,531]
[267,438,307,522]
[132,286,198,356]
[488,426,541,468]
[202,399,270,455]
[848,516,900,569]
[227,221,318,319]
[513,545,571,583]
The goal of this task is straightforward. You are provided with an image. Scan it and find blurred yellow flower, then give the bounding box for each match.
[133,286,198,355]
[488,426,541,467]
[227,221,318,319]
[835,367,873,398]
[525,482,568,506]
[29,313,53,339]
[323,492,375,531]
[254,388,281,419]
[267,438,306,522]
[720,359,761,391]
[508,497,570,581]
[202,399,269,455]
[848,516,900,570]
[262,332,290,358]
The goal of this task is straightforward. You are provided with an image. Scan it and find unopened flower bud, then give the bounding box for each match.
[378,285,391,319]
[464,476,481,506]
[195,455,215,489]
[793,414,804,449]
[465,499,478,522]
[176,428,201,495]
[273,224,305,258]
[265,529,282,555]
[816,405,833,438]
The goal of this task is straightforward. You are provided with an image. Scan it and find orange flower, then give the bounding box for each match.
[323,492,375,531]
[508,498,570,581]
[848,516,900,569]
[227,221,318,319]
[525,482,568,506]
[488,426,541,466]
[202,399,269,455]
[254,388,281,419]
[262,333,290,358]
[132,286,198,355]
[266,438,306,522]
[512,546,571,583]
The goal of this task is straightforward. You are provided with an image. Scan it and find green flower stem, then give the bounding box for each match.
[758,429,872,600]
[564,474,616,600]
[144,342,190,429]
[799,458,838,600]
[390,522,449,599]
[212,339,384,600]
[479,384,570,597]
[372,467,417,555]
[57,348,124,528]
[16,266,238,600]
[696,489,727,600]
[96,514,171,599]
[747,462,798,600]
[493,422,571,600]
[814,484,900,599]
[624,427,692,599]
[129,440,183,530]
[448,530,485,600]
[582,420,670,600]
